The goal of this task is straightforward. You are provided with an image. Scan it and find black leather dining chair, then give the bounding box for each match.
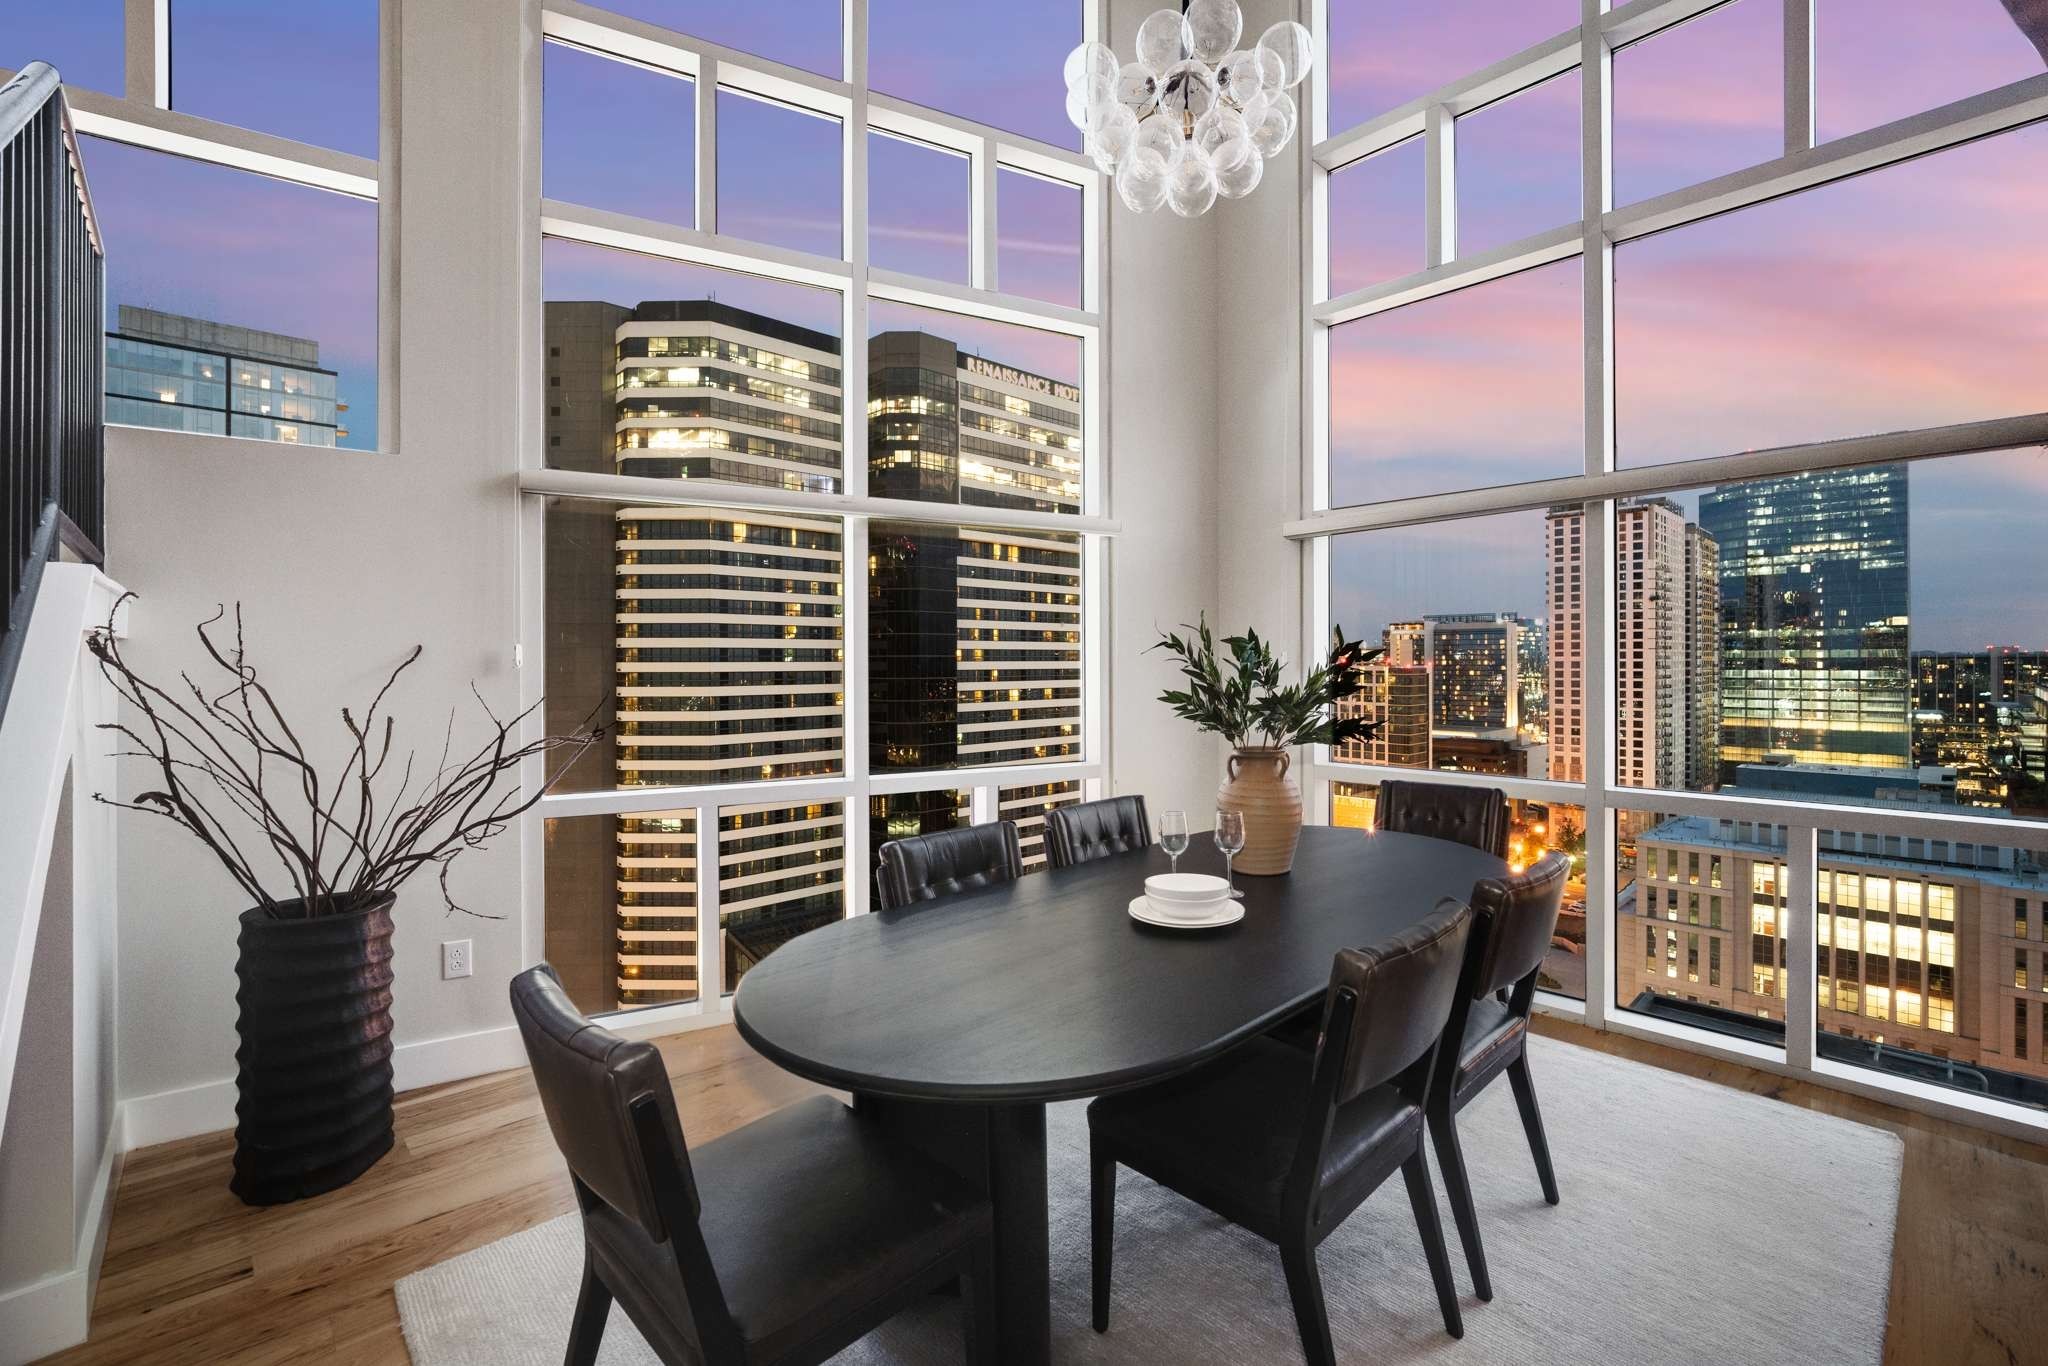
[874,822,1024,911]
[509,965,996,1366]
[1373,779,1510,859]
[1088,901,1476,1364]
[1045,795,1150,869]
[1426,850,1570,1304]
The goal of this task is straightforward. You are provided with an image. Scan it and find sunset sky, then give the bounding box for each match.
[6,2,2043,648]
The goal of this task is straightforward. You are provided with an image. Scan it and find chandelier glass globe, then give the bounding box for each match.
[1063,0,1312,218]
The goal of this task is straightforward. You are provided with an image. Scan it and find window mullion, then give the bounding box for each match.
[1785,823,1820,1069]
[695,54,719,234]
[1784,0,1815,156]
[842,516,872,915]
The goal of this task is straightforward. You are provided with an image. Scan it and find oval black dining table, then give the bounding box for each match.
[732,824,1506,1365]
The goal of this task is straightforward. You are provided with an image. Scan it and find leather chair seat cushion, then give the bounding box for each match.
[1089,1037,1421,1225]
[584,1096,989,1362]
[1455,996,1526,1089]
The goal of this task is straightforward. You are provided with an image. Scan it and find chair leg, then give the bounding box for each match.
[564,1255,612,1366]
[960,1235,999,1366]
[1507,1053,1562,1206]
[1090,1141,1116,1333]
[1279,1238,1335,1366]
[1427,1104,1492,1302]
[1400,1150,1465,1341]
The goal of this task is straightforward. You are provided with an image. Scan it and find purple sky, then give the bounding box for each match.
[1456,68,1580,256]
[168,2,380,158]
[1613,0,1782,207]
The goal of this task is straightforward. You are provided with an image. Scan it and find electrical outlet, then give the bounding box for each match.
[441,939,473,980]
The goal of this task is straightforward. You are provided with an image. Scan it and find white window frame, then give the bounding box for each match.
[517,0,1114,1034]
[1299,0,2048,1140]
[2,0,402,453]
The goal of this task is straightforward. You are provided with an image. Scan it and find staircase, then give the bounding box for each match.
[0,61,124,1365]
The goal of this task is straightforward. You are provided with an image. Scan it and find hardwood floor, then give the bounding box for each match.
[37,1018,2048,1365]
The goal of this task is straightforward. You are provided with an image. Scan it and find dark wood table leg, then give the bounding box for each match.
[986,1102,1051,1366]
[853,1094,1052,1366]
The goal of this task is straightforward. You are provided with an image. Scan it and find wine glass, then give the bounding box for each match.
[1215,809,1247,896]
[1161,809,1190,873]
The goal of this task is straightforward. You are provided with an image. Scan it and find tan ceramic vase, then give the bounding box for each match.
[1217,746,1302,875]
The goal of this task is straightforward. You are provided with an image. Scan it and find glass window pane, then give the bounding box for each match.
[870,0,1079,148]
[87,137,376,449]
[1614,0,1782,206]
[1003,780,1083,871]
[593,1,842,78]
[1327,138,1424,297]
[871,522,1082,773]
[1616,122,2048,469]
[544,42,694,228]
[998,168,1083,310]
[870,790,972,857]
[1615,805,1786,1049]
[543,238,844,491]
[545,810,699,1014]
[1,0,124,94]
[1328,260,1581,506]
[1333,782,1587,999]
[719,801,846,993]
[718,89,843,257]
[1817,0,2047,143]
[542,497,846,794]
[870,132,971,284]
[169,1,379,157]
[1328,0,1579,132]
[1330,508,1578,781]
[1616,449,2048,823]
[1455,70,1581,257]
[868,299,1083,514]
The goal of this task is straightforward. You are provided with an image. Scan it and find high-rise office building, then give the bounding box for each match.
[105,305,345,445]
[543,302,1080,1011]
[545,300,848,1010]
[1424,614,1522,736]
[1698,465,1910,781]
[1546,511,1586,783]
[1543,501,1718,790]
[1334,662,1432,769]
[1913,649,2048,811]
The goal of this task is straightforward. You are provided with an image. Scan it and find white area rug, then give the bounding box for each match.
[397,1035,1899,1364]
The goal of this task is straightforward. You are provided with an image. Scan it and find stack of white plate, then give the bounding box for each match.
[1129,873,1243,929]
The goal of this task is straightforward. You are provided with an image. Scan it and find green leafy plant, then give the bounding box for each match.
[1151,616,1385,751]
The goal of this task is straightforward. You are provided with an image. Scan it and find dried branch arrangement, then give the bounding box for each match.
[89,594,602,920]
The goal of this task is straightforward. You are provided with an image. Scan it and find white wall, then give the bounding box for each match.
[1104,0,1230,818]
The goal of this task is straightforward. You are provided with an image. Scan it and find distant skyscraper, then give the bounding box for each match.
[1698,465,1910,781]
[1912,648,2048,809]
[105,305,345,445]
[1543,500,1717,789]
[1423,614,1522,736]
[1335,662,1432,769]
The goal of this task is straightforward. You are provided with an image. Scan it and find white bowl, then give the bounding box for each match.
[1144,873,1230,905]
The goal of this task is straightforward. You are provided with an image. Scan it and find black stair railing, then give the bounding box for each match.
[1,61,104,727]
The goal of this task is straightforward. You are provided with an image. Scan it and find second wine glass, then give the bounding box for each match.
[1214,808,1246,895]
[1160,809,1190,873]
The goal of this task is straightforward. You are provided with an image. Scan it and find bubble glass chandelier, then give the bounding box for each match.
[1064,1,1315,218]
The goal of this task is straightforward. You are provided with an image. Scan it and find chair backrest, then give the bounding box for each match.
[1319,899,1473,1105]
[1467,850,1571,1002]
[1372,779,1509,859]
[511,965,697,1240]
[1045,795,1150,868]
[875,821,1025,910]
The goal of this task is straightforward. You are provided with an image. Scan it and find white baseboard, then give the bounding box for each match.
[119,1021,531,1152]
[0,1114,120,1366]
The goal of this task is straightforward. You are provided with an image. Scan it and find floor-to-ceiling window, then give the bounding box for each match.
[527,0,1107,1020]
[1303,0,2048,1124]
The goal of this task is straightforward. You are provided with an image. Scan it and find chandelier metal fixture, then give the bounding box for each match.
[1064,1,1315,218]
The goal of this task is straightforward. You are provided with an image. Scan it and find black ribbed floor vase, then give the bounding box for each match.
[230,893,398,1206]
